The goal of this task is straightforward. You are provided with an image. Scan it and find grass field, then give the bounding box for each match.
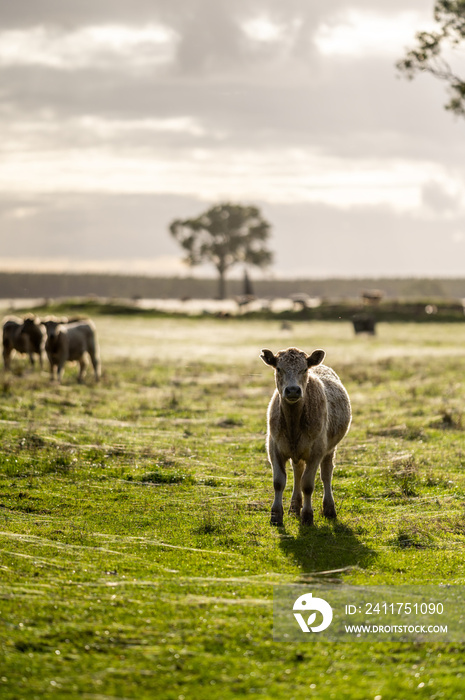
[1,316,465,699]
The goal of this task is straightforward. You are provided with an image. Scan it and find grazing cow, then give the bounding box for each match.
[2,316,46,370]
[44,319,101,383]
[260,347,351,526]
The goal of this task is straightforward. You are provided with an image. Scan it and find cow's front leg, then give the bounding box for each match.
[57,360,66,383]
[289,459,304,517]
[269,441,287,526]
[47,352,56,381]
[301,456,322,526]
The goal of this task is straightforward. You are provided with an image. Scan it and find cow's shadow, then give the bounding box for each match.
[278,517,375,579]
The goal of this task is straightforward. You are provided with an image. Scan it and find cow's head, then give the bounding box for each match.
[21,316,44,334]
[44,319,61,340]
[43,319,66,352]
[20,316,34,333]
[260,347,325,404]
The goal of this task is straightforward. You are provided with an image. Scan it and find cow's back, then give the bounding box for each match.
[312,364,351,444]
[65,321,96,360]
[3,317,21,339]
[2,318,27,353]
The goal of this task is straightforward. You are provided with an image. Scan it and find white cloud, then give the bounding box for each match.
[0,138,455,213]
[421,179,463,215]
[0,255,193,276]
[241,15,305,45]
[314,10,433,57]
[0,112,215,158]
[0,24,177,69]
[242,16,284,42]
[77,115,208,138]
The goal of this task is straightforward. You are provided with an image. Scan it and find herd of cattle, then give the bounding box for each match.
[2,315,101,383]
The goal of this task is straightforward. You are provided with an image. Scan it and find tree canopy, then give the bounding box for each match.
[397,1,465,116]
[169,202,273,299]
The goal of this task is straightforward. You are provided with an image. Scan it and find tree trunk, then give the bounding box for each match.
[218,268,227,299]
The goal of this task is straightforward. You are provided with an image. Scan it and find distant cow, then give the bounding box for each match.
[261,347,351,526]
[352,313,376,336]
[361,289,383,305]
[44,319,101,383]
[2,316,46,370]
[22,317,46,368]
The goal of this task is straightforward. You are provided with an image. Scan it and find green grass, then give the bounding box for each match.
[1,318,465,698]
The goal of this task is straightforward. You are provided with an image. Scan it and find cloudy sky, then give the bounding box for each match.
[1,0,465,279]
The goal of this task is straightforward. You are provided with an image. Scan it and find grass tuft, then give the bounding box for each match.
[386,453,419,497]
[136,468,196,484]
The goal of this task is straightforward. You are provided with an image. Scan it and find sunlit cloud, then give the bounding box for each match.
[0,140,458,213]
[242,16,287,43]
[314,10,433,58]
[0,24,178,69]
[77,116,208,138]
[0,256,193,277]
[0,112,215,154]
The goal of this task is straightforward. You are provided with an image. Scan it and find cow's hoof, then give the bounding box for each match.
[270,512,283,527]
[301,510,314,526]
[323,503,337,519]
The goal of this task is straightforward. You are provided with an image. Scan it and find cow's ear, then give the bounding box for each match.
[260,349,277,367]
[307,349,325,367]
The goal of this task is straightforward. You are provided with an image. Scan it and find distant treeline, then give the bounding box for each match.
[1,271,465,301]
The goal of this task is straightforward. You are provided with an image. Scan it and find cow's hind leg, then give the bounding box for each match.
[91,353,101,381]
[3,344,11,371]
[77,356,88,384]
[320,450,337,520]
[88,340,101,381]
[301,457,321,526]
[289,459,304,517]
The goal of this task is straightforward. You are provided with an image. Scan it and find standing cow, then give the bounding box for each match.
[44,319,101,383]
[261,347,351,526]
[352,313,376,336]
[2,316,46,370]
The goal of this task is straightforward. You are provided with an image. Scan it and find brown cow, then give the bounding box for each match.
[260,347,351,526]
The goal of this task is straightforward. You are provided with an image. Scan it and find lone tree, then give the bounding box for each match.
[169,202,273,299]
[397,1,465,117]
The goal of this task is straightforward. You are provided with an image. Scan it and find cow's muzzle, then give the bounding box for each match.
[283,385,303,402]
